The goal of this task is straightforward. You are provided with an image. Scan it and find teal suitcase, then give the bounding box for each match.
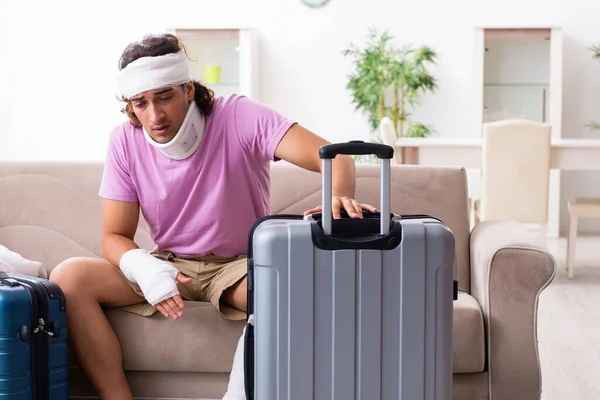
[0,271,68,399]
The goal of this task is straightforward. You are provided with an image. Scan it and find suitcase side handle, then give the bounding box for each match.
[319,141,393,236]
[0,271,19,287]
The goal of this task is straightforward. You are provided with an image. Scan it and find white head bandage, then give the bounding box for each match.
[117,50,192,99]
[117,50,205,160]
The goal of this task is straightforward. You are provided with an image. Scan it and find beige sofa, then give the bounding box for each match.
[0,161,556,400]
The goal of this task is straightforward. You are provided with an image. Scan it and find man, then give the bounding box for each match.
[49,33,376,400]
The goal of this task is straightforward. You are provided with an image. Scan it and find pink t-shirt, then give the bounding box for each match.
[99,94,296,258]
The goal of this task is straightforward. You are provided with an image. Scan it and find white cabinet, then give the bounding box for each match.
[474,27,563,137]
[165,28,258,100]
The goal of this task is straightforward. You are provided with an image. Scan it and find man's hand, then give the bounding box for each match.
[155,273,193,320]
[304,196,378,219]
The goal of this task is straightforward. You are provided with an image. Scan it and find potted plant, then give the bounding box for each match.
[342,27,438,163]
[586,44,600,131]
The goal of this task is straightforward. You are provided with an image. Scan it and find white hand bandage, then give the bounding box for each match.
[119,249,180,306]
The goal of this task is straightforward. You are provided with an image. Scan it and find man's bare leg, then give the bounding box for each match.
[50,257,146,400]
[221,276,247,312]
[221,276,248,400]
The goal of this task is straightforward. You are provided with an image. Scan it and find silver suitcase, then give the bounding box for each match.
[245,141,457,400]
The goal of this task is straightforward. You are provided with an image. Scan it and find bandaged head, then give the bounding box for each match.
[117,50,205,160]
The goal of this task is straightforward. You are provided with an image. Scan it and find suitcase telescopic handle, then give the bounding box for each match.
[319,140,395,160]
[319,140,394,236]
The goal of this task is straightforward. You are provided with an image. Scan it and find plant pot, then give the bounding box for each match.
[400,146,419,165]
[204,66,221,84]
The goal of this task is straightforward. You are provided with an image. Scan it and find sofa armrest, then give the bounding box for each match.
[470,220,556,400]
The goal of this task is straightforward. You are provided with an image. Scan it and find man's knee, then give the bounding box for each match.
[50,257,96,296]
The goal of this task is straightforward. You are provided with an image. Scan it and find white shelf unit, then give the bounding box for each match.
[482,29,554,124]
[474,27,563,133]
[165,28,258,100]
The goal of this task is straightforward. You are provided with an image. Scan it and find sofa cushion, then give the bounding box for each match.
[68,295,486,376]
[103,302,245,373]
[453,292,486,373]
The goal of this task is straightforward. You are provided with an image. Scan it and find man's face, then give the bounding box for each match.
[129,82,194,144]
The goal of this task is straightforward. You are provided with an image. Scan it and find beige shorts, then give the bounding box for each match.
[113,250,248,321]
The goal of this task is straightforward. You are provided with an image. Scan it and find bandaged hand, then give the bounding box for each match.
[154,273,192,320]
[119,249,192,320]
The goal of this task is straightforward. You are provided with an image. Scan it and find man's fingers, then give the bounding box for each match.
[361,203,378,213]
[155,303,169,318]
[339,197,357,218]
[303,206,321,216]
[156,296,184,320]
[165,297,182,319]
[337,197,362,218]
[332,198,342,219]
[302,200,378,219]
[351,200,364,218]
[157,298,178,319]
[173,294,185,310]
[161,300,176,318]
[176,273,193,284]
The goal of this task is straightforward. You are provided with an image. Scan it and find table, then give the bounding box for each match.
[394,137,600,237]
[394,137,600,170]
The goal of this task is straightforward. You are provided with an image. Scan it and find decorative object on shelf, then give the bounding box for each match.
[203,65,222,84]
[586,44,600,132]
[301,0,331,8]
[342,27,438,163]
[165,28,258,99]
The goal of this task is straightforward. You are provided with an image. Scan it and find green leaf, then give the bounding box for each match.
[591,45,600,62]
[405,121,436,138]
[588,46,600,132]
[585,121,600,131]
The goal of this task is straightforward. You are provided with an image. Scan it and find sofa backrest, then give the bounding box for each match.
[0,162,154,275]
[270,162,471,292]
[0,161,471,291]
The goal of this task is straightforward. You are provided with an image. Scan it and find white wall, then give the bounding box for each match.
[0,6,16,160]
[1,0,600,233]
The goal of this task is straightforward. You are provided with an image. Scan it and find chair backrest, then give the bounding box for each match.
[481,119,552,223]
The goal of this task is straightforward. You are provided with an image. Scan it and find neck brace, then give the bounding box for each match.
[143,101,205,160]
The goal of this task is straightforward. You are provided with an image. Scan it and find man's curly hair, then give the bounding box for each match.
[118,33,214,127]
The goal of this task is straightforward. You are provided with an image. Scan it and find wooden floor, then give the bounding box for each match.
[539,236,600,400]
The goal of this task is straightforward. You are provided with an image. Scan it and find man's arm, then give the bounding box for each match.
[101,198,140,266]
[100,198,191,319]
[274,124,355,197]
[274,124,377,218]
